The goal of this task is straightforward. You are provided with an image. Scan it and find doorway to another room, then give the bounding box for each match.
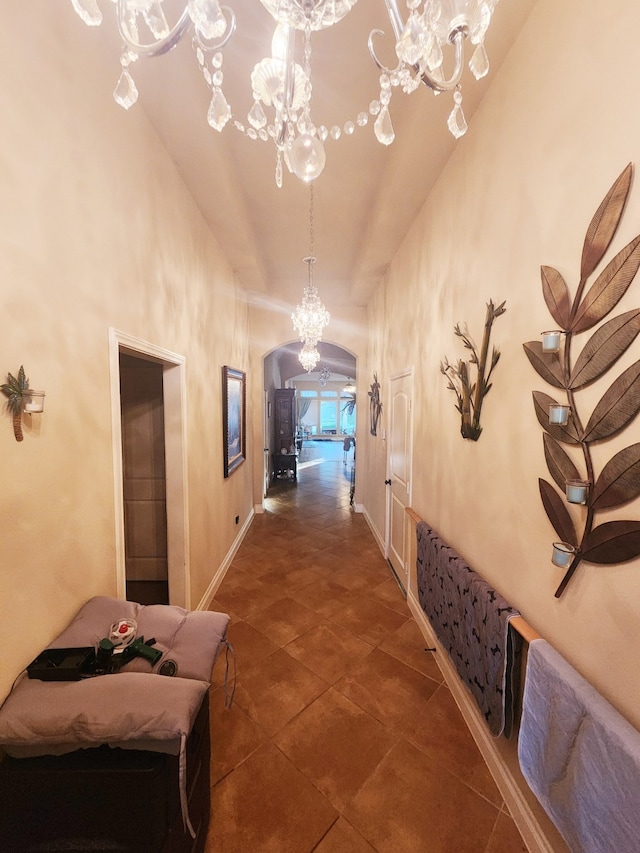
[109,329,189,609]
[263,342,357,507]
[119,354,169,605]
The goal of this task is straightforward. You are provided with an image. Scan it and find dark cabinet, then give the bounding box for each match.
[273,388,297,480]
[0,699,210,853]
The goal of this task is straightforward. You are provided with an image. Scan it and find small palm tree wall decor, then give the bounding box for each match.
[1,366,29,442]
[523,163,640,598]
[441,300,506,441]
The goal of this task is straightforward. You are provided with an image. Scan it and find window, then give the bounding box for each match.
[294,384,355,437]
[320,400,337,434]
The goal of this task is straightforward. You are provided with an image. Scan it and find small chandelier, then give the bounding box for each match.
[318,365,331,386]
[299,341,320,373]
[69,0,499,183]
[292,185,330,365]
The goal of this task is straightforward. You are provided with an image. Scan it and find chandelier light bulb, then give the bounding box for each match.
[288,134,326,183]
[271,22,290,61]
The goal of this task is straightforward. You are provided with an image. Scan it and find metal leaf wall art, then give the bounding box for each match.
[524,163,640,597]
[441,299,506,440]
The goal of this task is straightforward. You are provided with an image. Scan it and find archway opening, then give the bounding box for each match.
[263,341,357,501]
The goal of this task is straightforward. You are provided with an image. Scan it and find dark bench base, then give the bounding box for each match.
[0,699,210,853]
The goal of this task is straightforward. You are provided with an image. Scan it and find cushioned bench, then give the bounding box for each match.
[0,596,230,852]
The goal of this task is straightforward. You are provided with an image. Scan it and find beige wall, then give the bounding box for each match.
[0,5,251,702]
[363,0,640,729]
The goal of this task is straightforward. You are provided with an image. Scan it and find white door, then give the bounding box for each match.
[386,369,413,590]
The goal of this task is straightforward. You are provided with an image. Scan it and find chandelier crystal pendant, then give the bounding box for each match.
[318,365,331,386]
[69,0,499,183]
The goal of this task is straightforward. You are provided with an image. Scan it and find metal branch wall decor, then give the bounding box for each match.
[441,299,506,441]
[523,163,640,598]
[369,373,382,436]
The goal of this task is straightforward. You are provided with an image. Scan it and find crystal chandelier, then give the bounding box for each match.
[69,0,499,181]
[318,365,331,386]
[292,185,329,371]
[298,341,320,373]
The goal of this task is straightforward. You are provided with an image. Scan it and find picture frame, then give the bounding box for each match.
[222,366,246,477]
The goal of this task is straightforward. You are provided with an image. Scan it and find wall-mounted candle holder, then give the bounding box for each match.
[1,366,45,442]
[552,542,576,569]
[549,404,571,425]
[566,479,589,505]
[541,330,563,352]
[23,390,46,414]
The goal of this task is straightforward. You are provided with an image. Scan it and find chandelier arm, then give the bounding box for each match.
[419,29,466,93]
[368,29,401,76]
[116,1,236,57]
[116,0,191,56]
[376,0,467,93]
[277,25,297,147]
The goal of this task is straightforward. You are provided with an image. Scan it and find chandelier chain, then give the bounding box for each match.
[309,184,314,258]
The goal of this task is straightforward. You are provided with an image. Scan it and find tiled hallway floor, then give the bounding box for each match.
[206,441,528,852]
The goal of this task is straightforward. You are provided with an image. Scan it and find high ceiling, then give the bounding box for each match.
[86,0,535,313]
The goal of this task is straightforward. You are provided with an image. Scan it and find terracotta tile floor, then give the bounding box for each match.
[207,441,527,853]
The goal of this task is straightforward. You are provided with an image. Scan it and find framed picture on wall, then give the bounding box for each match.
[222,366,246,477]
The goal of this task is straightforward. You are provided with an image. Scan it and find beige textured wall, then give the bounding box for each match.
[364,0,640,729]
[0,5,251,702]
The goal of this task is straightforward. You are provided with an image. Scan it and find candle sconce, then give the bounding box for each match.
[1,366,45,442]
[548,404,571,426]
[441,299,506,441]
[566,480,589,505]
[524,163,640,597]
[541,330,564,353]
[551,542,576,569]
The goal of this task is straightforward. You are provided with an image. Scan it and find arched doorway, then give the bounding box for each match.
[262,341,357,501]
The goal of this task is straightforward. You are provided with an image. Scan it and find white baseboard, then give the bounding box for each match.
[196,509,254,611]
[407,591,557,853]
[362,506,386,555]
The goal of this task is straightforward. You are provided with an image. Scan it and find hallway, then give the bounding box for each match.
[206,441,527,852]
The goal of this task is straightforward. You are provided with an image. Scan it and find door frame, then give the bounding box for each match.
[384,367,414,586]
[109,329,190,608]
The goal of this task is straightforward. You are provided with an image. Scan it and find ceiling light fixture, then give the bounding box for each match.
[69,0,499,184]
[318,365,331,386]
[298,341,320,373]
[292,184,330,372]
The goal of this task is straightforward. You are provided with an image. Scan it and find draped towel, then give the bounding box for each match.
[518,639,640,853]
[416,521,520,736]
